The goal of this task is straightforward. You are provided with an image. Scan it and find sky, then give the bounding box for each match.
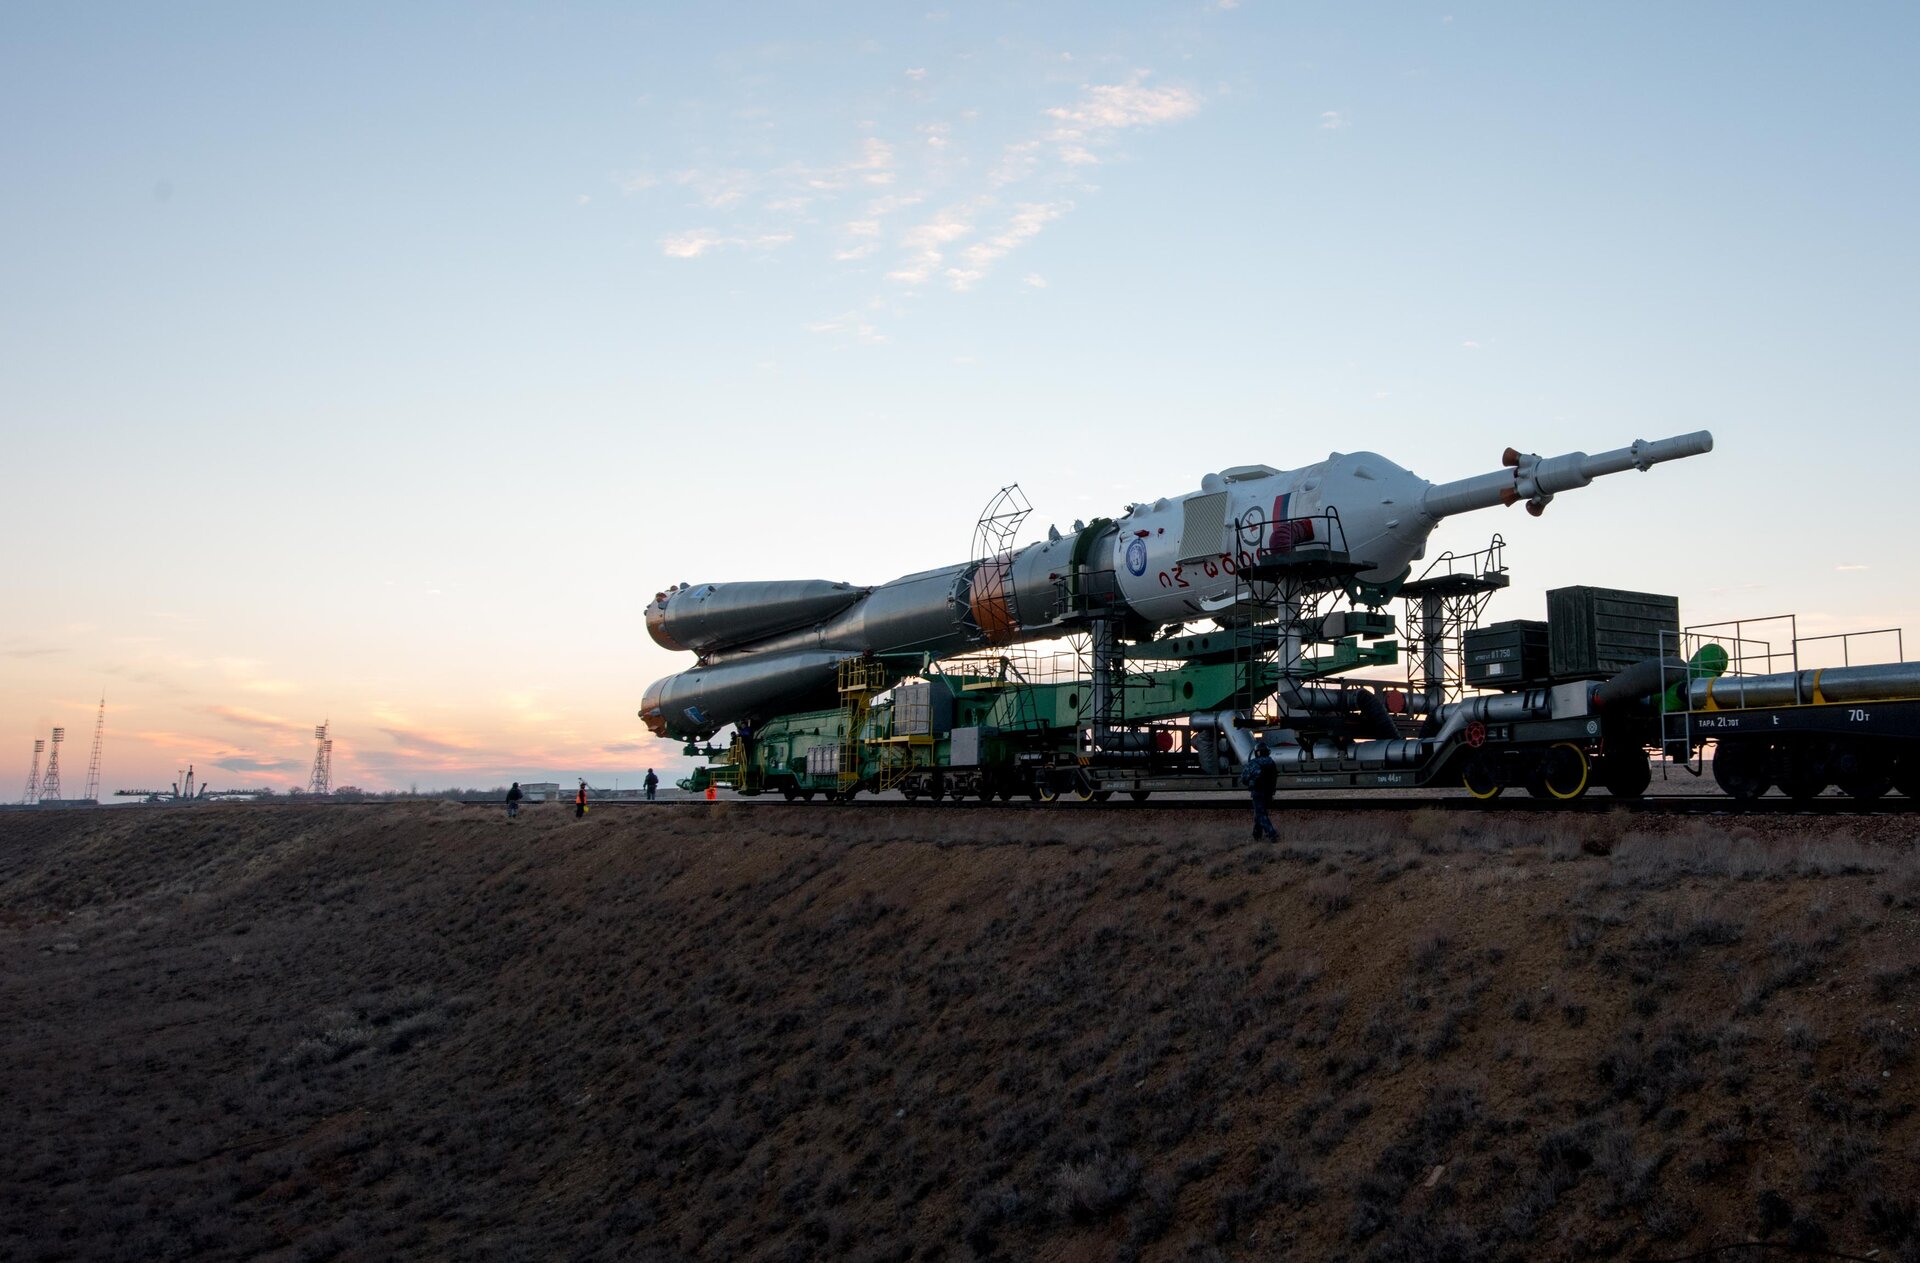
[3,2,1918,795]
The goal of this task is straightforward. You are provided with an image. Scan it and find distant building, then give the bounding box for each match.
[519,782,561,803]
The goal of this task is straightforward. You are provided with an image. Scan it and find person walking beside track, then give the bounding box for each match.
[1241,742,1279,842]
[644,769,658,801]
[574,780,588,819]
[505,782,522,819]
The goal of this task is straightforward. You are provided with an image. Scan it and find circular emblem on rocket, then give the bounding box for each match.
[1125,538,1148,577]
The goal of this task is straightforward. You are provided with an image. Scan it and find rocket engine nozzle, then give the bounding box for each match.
[1420,430,1713,521]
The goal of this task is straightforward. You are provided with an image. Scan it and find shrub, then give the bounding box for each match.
[1306,873,1353,915]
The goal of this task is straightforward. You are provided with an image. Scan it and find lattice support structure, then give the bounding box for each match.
[83,696,105,803]
[41,728,65,801]
[23,739,44,805]
[1398,537,1509,710]
[308,722,333,796]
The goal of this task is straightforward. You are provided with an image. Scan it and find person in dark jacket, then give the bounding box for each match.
[1241,743,1279,842]
[643,769,658,801]
[574,780,588,818]
[505,782,523,819]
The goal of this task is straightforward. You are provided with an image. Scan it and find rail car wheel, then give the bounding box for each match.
[1526,742,1590,801]
[1892,757,1920,802]
[782,785,799,801]
[1774,744,1830,802]
[1711,741,1770,801]
[1837,771,1893,802]
[1035,780,1059,803]
[1092,790,1113,802]
[1129,790,1151,802]
[1600,748,1653,800]
[1832,745,1893,801]
[1461,756,1502,800]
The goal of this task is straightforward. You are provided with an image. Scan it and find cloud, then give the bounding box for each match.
[619,171,659,193]
[887,204,982,284]
[1320,110,1349,130]
[4,645,61,658]
[1023,273,1047,288]
[602,739,678,756]
[1045,77,1201,136]
[672,167,756,209]
[906,67,927,80]
[1461,340,1482,349]
[660,229,794,259]
[948,201,1072,289]
[204,704,295,734]
[805,311,888,344]
[1836,564,1870,572]
[379,726,476,756]
[211,754,304,775]
[661,229,723,259]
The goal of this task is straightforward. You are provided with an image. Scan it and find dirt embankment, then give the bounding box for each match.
[4,802,1920,1262]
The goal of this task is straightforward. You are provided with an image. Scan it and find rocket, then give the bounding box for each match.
[642,431,1714,740]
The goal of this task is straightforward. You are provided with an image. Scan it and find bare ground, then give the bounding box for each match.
[4,801,1920,1262]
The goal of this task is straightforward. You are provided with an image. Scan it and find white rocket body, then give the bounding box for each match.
[642,432,1714,739]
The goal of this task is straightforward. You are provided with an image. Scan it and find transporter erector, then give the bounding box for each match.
[642,432,1713,744]
[644,425,1920,805]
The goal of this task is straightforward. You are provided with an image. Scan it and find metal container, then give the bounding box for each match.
[949,726,986,767]
[1547,587,1678,679]
[894,681,953,736]
[804,746,844,776]
[1464,620,1550,690]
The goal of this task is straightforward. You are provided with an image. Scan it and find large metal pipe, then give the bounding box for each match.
[1687,661,1920,710]
[1192,711,1256,766]
[1429,689,1553,746]
[1592,657,1690,710]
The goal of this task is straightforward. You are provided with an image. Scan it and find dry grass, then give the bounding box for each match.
[1,801,1918,1261]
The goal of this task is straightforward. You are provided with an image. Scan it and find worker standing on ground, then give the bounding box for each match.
[574,780,588,819]
[505,782,522,819]
[1241,742,1279,842]
[643,768,658,801]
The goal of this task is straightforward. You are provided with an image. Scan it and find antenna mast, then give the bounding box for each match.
[83,696,106,803]
[41,728,64,802]
[23,740,44,805]
[308,721,333,796]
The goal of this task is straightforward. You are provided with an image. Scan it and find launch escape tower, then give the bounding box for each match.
[40,728,64,801]
[307,722,333,796]
[22,739,44,805]
[83,696,105,803]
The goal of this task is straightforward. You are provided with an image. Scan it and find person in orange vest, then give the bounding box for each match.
[574,780,588,818]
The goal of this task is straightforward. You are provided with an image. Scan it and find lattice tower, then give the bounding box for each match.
[23,739,44,805]
[41,728,64,801]
[83,696,105,803]
[308,722,333,796]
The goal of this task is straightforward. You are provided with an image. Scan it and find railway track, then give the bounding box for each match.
[598,793,1920,817]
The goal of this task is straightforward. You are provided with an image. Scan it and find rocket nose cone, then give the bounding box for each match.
[644,600,686,652]
[640,677,669,737]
